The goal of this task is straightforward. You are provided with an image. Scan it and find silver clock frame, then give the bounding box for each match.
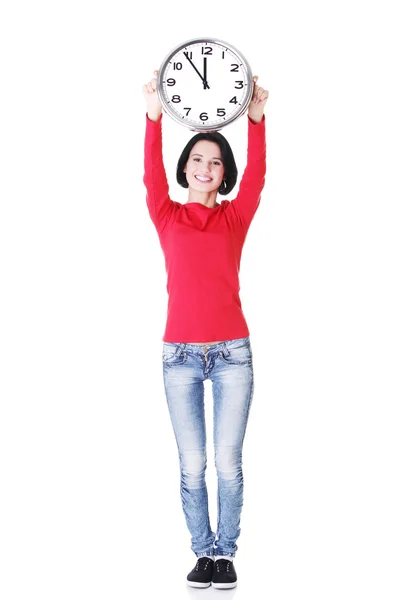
[157,37,254,132]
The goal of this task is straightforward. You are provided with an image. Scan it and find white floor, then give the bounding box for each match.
[3,382,398,600]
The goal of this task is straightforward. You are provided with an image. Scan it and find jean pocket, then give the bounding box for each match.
[219,345,252,366]
[162,343,177,360]
[162,349,187,366]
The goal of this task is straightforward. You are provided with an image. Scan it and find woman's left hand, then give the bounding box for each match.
[248,76,269,123]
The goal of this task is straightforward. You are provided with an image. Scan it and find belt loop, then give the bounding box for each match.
[221,342,229,358]
[176,343,186,357]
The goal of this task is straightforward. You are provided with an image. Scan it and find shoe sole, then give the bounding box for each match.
[212,581,237,589]
[187,581,211,588]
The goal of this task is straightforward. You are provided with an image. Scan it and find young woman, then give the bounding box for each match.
[143,69,268,589]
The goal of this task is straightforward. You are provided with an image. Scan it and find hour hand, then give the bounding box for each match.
[203,57,208,90]
[183,52,210,89]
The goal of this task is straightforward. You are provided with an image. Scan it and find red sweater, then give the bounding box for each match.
[144,114,266,343]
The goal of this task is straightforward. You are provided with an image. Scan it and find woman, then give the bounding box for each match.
[143,69,268,589]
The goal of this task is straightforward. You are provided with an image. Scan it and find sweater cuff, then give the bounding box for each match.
[247,114,265,126]
[146,113,162,125]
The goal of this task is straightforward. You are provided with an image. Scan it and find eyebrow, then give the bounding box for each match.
[191,153,222,160]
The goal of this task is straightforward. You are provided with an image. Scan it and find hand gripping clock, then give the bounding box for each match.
[157,38,254,132]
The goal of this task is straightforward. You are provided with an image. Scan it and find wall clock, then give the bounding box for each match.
[157,37,254,131]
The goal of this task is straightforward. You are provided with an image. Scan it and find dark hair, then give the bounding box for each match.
[176,132,238,195]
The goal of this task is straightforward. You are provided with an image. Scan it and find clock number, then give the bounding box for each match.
[183,107,191,116]
[199,112,208,121]
[171,95,181,103]
[222,51,225,59]
[234,81,244,89]
[229,96,238,104]
[201,46,213,55]
[173,62,183,70]
[217,108,226,117]
[230,64,239,72]
[166,78,176,86]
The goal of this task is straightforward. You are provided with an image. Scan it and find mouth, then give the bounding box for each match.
[195,175,212,183]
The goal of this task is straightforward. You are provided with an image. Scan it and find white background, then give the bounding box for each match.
[1,1,399,599]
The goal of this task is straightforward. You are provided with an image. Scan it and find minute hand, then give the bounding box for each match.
[183,52,210,89]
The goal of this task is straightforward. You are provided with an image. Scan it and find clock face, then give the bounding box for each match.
[158,38,253,131]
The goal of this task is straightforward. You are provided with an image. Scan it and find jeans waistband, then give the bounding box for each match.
[163,336,250,355]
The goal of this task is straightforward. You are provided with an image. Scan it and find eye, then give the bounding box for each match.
[213,161,222,166]
[193,157,201,162]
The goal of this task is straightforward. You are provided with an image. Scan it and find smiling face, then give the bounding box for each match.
[184,140,225,193]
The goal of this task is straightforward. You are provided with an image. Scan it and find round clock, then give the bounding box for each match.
[157,37,254,132]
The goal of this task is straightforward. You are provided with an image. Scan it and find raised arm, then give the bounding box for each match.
[142,70,175,232]
[231,76,269,229]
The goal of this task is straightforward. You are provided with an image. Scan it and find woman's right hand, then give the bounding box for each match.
[142,70,162,122]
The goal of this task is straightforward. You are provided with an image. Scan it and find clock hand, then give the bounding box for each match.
[203,57,208,90]
[183,52,210,89]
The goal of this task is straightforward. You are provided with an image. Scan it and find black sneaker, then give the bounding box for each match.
[212,558,237,589]
[186,557,214,588]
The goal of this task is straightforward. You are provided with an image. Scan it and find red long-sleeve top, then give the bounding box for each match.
[143,114,266,343]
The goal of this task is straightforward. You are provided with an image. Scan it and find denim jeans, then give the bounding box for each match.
[162,336,254,558]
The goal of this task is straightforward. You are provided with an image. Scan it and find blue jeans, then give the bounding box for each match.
[162,336,254,558]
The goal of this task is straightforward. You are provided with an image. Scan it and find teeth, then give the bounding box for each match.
[196,176,211,182]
